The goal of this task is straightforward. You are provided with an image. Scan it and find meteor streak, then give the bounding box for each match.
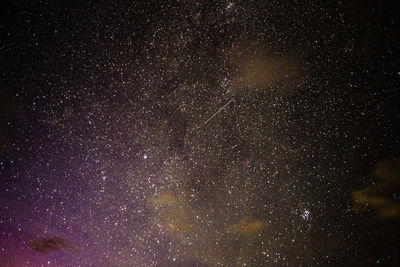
[203,98,234,125]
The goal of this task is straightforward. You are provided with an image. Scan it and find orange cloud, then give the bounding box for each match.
[228,44,303,94]
[352,157,400,218]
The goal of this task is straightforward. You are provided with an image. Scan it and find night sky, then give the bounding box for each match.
[1,1,400,266]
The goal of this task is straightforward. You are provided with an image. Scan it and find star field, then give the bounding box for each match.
[1,1,400,266]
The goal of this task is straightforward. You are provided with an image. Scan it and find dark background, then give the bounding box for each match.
[1,0,399,266]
